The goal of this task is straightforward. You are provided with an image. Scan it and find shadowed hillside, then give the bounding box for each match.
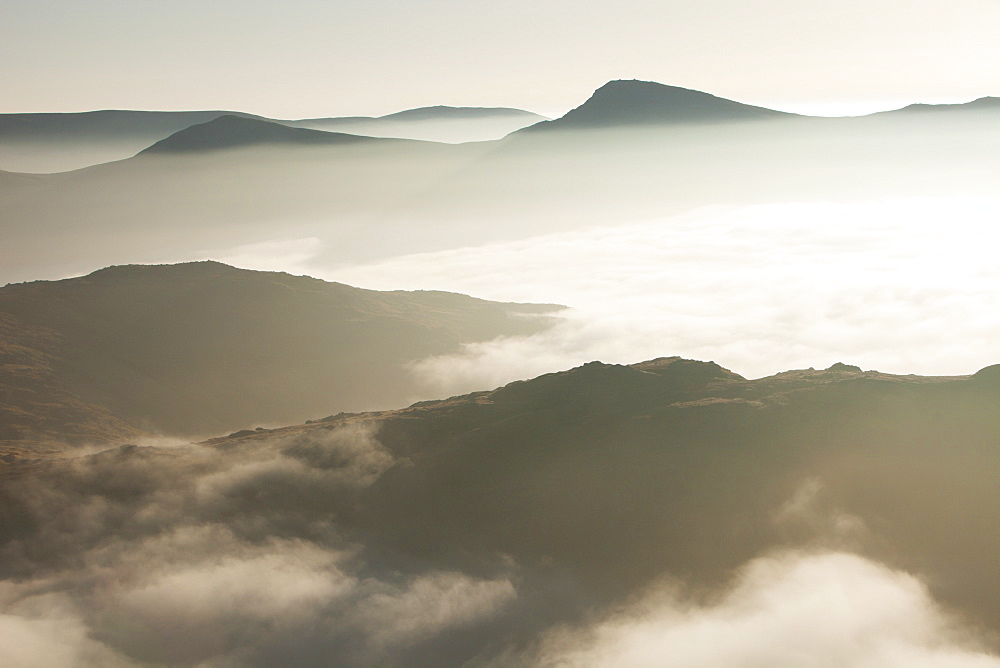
[217,356,1000,648]
[1,356,997,665]
[0,261,561,443]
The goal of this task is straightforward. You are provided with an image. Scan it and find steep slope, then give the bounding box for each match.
[0,261,561,441]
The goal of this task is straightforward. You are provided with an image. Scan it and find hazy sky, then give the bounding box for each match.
[4,0,999,117]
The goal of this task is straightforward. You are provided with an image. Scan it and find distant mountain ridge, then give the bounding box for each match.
[0,105,546,172]
[875,96,1000,115]
[294,105,544,124]
[139,115,397,154]
[285,105,548,143]
[520,79,794,132]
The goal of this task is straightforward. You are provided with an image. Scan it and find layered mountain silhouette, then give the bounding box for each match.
[0,261,561,444]
[2,355,998,664]
[3,79,1000,665]
[3,79,999,285]
[0,106,545,172]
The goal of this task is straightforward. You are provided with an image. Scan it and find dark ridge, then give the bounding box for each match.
[519,79,793,132]
[139,115,387,154]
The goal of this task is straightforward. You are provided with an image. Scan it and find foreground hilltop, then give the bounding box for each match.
[214,355,1000,632]
[0,261,561,444]
[2,355,997,664]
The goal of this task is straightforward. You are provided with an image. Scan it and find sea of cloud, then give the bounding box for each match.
[511,551,1000,668]
[321,196,1000,395]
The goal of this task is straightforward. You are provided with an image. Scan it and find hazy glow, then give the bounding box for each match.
[523,552,1000,668]
[325,196,1000,387]
[3,0,998,117]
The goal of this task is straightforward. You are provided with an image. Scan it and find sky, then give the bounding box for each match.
[4,0,1000,118]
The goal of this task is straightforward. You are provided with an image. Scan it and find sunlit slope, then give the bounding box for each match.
[0,261,561,441]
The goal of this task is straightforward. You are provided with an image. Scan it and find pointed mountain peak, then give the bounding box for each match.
[521,79,792,132]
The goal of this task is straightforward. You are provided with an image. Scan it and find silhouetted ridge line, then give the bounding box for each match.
[519,79,793,132]
[875,96,1000,116]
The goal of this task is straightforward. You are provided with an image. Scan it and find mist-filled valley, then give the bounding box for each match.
[2,77,1000,666]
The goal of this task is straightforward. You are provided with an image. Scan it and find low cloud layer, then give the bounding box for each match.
[518,551,1000,668]
[0,425,518,666]
[0,421,996,666]
[327,196,1000,394]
